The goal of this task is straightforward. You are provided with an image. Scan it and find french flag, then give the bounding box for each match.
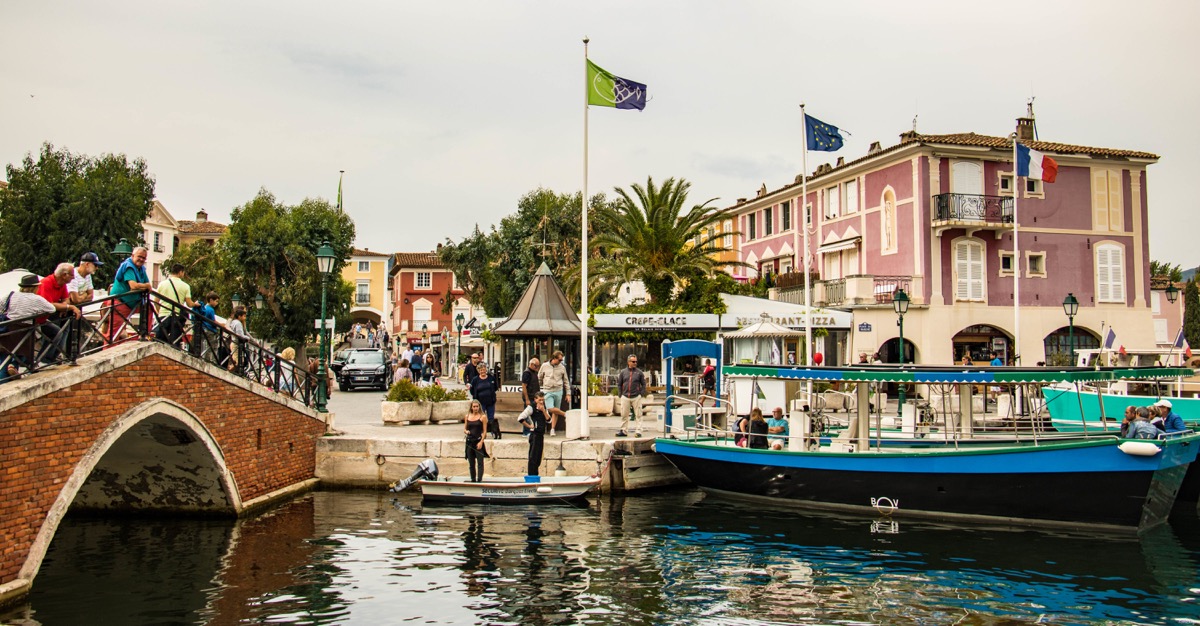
[1016,142,1058,183]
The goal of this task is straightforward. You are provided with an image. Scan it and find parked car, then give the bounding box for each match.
[338,348,392,391]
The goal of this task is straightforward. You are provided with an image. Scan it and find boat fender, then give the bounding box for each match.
[1118,441,1162,457]
[536,486,553,494]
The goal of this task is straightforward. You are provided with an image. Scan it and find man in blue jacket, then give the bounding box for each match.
[1153,399,1187,433]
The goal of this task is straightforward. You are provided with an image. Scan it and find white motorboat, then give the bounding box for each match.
[389,459,601,504]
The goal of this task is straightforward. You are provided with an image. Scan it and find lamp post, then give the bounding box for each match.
[112,238,133,259]
[315,242,335,413]
[231,293,241,311]
[1063,293,1079,365]
[1166,283,1180,304]
[255,294,264,310]
[893,288,910,416]
[455,313,465,378]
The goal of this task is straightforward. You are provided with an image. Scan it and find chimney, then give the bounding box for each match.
[737,198,747,205]
[436,243,444,252]
[835,157,845,167]
[196,209,208,222]
[794,174,804,184]
[868,141,882,154]
[757,183,767,197]
[899,130,919,142]
[1015,116,1035,143]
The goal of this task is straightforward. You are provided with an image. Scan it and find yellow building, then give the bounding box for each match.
[343,248,392,329]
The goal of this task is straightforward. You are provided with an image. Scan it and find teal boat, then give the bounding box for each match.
[1042,367,1196,433]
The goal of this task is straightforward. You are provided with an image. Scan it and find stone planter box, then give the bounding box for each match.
[432,400,472,423]
[587,395,615,416]
[382,400,432,425]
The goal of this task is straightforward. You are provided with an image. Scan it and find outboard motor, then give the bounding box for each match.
[390,458,439,492]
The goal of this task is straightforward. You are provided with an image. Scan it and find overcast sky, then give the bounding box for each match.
[3,1,1197,268]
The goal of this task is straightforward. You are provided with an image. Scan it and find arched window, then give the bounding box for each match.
[1095,243,1125,303]
[954,239,985,301]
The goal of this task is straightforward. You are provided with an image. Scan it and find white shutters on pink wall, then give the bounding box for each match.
[955,240,984,301]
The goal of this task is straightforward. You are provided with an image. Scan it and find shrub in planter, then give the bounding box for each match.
[382,379,431,424]
[427,385,471,421]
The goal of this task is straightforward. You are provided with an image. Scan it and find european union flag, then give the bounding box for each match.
[805,114,844,152]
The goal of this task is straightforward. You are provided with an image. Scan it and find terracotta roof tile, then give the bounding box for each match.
[176,219,227,235]
[352,248,391,257]
[392,252,444,268]
[729,131,1159,211]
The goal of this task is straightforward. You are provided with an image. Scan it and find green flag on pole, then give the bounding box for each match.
[337,171,344,211]
[586,60,647,110]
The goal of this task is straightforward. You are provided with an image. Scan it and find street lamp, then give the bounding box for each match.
[455,313,465,377]
[315,241,336,413]
[1063,292,1079,365]
[112,238,133,259]
[1166,283,1180,304]
[231,293,241,310]
[893,288,910,416]
[255,294,264,310]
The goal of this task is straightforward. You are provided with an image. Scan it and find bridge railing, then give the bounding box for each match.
[1,290,320,406]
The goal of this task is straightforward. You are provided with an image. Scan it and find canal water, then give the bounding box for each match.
[5,488,1200,625]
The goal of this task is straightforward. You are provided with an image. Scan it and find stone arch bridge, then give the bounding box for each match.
[0,341,326,607]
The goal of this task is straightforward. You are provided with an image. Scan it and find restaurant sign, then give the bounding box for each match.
[593,313,720,331]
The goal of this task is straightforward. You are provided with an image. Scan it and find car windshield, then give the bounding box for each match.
[347,351,384,365]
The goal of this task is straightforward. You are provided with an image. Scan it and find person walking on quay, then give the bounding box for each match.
[518,393,566,477]
[471,363,501,439]
[463,352,482,388]
[539,350,570,435]
[616,354,646,437]
[520,357,541,435]
[411,347,424,382]
[464,400,490,482]
[107,246,152,343]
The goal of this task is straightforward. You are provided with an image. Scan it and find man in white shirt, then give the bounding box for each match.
[67,252,103,305]
[1,274,58,378]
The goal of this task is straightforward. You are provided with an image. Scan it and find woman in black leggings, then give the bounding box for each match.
[464,401,489,481]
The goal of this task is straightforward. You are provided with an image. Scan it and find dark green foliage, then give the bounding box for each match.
[1184,279,1200,351]
[1150,260,1184,283]
[0,143,154,281]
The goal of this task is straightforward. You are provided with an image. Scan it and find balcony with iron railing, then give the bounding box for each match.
[933,193,1013,227]
[778,274,914,308]
[355,294,373,305]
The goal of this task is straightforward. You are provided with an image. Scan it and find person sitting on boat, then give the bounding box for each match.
[464,401,490,482]
[1153,399,1186,433]
[767,407,790,450]
[733,414,750,447]
[1120,405,1137,438]
[747,408,770,449]
[518,393,566,476]
[1128,407,1161,439]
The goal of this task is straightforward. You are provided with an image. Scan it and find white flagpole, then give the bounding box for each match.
[800,105,813,368]
[1012,135,1021,366]
[580,37,591,436]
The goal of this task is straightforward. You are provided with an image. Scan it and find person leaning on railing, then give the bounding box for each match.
[1,274,58,379]
[107,246,152,343]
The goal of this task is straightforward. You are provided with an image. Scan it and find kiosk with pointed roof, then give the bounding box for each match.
[491,262,594,389]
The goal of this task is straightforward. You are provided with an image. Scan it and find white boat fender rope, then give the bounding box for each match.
[1118,441,1162,456]
[537,486,553,493]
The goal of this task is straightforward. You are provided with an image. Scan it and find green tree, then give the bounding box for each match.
[1151,260,1184,283]
[165,240,230,313]
[1184,279,1200,352]
[0,143,154,280]
[219,189,356,350]
[441,188,607,317]
[590,176,742,304]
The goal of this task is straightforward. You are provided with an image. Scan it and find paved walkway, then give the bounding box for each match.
[326,377,662,442]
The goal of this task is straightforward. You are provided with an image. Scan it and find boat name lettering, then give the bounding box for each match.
[481,487,537,495]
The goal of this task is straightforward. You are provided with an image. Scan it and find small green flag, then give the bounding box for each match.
[337,172,343,211]
[586,59,647,110]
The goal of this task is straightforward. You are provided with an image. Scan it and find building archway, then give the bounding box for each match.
[20,398,238,584]
[1043,326,1100,366]
[952,324,1012,364]
[878,337,917,364]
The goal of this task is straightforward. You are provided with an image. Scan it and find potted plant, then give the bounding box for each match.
[382,379,431,425]
[587,373,615,416]
[427,385,472,422]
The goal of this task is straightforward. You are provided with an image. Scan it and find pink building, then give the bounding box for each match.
[729,115,1165,366]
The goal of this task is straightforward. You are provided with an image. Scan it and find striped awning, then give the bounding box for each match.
[722,364,1196,385]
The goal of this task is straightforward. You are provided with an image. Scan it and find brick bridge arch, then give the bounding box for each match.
[0,342,327,607]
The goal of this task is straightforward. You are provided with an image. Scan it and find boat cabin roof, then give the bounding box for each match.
[723,364,1196,384]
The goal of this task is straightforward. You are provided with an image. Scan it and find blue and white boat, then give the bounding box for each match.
[655,364,1200,532]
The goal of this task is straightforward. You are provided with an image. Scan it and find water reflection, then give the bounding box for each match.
[5,489,1200,625]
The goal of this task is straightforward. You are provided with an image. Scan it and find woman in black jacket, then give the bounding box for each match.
[470,366,501,438]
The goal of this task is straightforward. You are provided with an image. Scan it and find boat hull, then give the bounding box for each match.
[418,476,600,504]
[655,437,1198,531]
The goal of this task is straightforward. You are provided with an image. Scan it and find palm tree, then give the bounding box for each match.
[589,176,742,305]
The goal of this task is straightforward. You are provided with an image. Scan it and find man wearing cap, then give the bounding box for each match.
[1153,399,1186,433]
[1,275,58,377]
[68,252,103,305]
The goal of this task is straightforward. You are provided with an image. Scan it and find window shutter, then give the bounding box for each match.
[968,242,984,300]
[1107,171,1123,231]
[1110,246,1125,302]
[1096,246,1112,302]
[955,242,970,300]
[1093,170,1110,231]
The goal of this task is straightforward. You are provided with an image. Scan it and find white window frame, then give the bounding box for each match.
[998,172,1015,197]
[845,180,859,214]
[825,186,840,218]
[358,261,370,272]
[355,281,371,305]
[998,251,1016,277]
[1024,178,1045,199]
[1152,290,1162,315]
[1095,243,1125,303]
[781,200,792,231]
[415,271,432,289]
[724,219,733,247]
[805,203,813,226]
[413,305,432,322]
[764,206,773,236]
[747,213,756,240]
[954,239,986,302]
